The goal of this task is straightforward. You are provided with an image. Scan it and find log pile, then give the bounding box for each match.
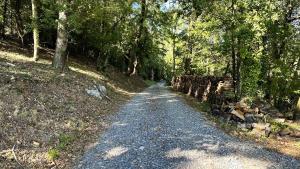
[172,75,300,139]
[172,75,234,104]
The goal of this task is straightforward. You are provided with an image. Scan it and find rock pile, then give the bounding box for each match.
[212,98,300,138]
[86,84,107,100]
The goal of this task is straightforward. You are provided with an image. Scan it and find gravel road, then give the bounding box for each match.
[76,83,300,169]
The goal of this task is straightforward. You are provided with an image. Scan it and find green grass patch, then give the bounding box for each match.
[287,122,300,130]
[270,121,288,133]
[194,101,211,113]
[144,80,156,86]
[47,148,60,161]
[57,133,75,150]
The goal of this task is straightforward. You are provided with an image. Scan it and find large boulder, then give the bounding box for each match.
[244,113,256,123]
[252,123,270,130]
[250,123,271,137]
[86,84,107,100]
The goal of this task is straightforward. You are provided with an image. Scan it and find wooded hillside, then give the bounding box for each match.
[0,0,299,167]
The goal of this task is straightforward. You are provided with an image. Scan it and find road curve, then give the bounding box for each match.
[76,83,300,169]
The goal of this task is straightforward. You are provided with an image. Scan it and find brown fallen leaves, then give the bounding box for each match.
[0,45,146,169]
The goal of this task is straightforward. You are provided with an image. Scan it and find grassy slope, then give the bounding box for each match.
[0,41,147,168]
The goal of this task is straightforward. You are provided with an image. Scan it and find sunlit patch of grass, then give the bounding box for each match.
[0,50,31,61]
[0,49,139,97]
[270,121,288,133]
[288,122,300,130]
[0,149,14,160]
[69,66,136,96]
[47,133,75,161]
[47,148,60,161]
[0,50,50,64]
[259,135,268,141]
[69,66,105,81]
[9,70,32,76]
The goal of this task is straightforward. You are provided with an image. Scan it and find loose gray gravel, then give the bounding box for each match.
[76,83,300,169]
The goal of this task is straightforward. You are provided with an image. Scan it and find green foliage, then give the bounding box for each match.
[169,0,299,106]
[47,133,75,161]
[1,0,299,107]
[57,133,75,150]
[47,148,60,161]
[145,80,156,86]
[241,57,261,97]
[270,122,288,133]
[196,101,211,113]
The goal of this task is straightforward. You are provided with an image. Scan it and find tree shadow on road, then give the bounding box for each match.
[76,84,300,169]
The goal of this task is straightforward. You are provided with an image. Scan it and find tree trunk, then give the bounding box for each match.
[231,31,236,94]
[223,62,230,77]
[171,14,179,76]
[52,1,68,71]
[130,56,138,76]
[236,38,241,98]
[96,52,102,71]
[100,52,110,72]
[10,5,13,34]
[294,97,300,121]
[172,37,176,75]
[230,0,237,99]
[129,0,146,76]
[292,57,300,120]
[14,0,24,45]
[31,0,39,61]
[1,0,8,38]
[151,68,155,81]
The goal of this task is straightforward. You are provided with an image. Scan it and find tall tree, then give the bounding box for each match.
[52,0,68,70]
[31,0,39,61]
[171,13,179,76]
[13,0,25,45]
[129,0,147,76]
[1,0,8,39]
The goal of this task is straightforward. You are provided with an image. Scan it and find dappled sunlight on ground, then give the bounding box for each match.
[104,147,129,159]
[0,50,51,64]
[69,66,106,81]
[0,44,147,168]
[112,122,128,127]
[167,99,180,103]
[0,44,142,98]
[166,147,270,169]
[77,83,300,169]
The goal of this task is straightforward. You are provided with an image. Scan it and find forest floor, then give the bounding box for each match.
[182,94,300,160]
[0,40,147,169]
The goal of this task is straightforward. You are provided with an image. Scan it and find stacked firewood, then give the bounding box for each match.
[172,75,300,138]
[172,75,234,104]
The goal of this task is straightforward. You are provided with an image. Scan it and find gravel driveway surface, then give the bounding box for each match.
[76,83,300,169]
